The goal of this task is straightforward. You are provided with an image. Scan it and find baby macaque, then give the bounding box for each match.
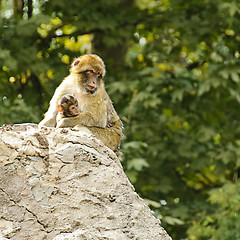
[56,94,79,123]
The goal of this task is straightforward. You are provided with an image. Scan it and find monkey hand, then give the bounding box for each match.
[107,121,115,128]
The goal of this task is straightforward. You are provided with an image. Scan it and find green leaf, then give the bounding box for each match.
[144,199,161,208]
[217,150,234,165]
[127,158,150,171]
[172,89,184,102]
[164,216,184,225]
[230,71,239,83]
[197,126,216,142]
[198,82,211,96]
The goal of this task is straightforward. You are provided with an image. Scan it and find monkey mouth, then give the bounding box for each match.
[86,85,96,92]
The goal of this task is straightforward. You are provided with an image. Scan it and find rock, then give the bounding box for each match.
[0,124,171,240]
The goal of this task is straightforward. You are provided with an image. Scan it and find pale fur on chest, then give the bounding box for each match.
[72,91,106,113]
[61,76,107,118]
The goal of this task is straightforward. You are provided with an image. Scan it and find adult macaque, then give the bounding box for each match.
[39,54,123,152]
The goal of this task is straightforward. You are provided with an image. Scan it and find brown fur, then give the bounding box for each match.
[39,54,123,153]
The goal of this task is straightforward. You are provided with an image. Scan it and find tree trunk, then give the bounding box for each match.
[27,0,32,18]
[13,0,23,18]
[92,0,135,72]
[93,33,129,71]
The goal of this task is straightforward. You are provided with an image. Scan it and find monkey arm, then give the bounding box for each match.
[39,99,59,127]
[88,120,123,153]
[39,101,60,127]
[56,116,78,128]
[57,111,107,128]
[104,93,123,136]
[39,115,57,127]
[87,96,123,152]
[39,96,60,127]
[39,78,75,127]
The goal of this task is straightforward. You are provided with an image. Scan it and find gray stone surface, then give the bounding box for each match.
[0,124,171,240]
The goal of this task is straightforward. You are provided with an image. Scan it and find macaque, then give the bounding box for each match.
[56,94,80,122]
[39,54,123,153]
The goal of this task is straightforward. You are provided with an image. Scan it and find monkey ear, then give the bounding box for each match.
[73,59,80,66]
[57,104,64,112]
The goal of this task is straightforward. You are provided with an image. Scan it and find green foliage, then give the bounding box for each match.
[0,97,41,125]
[188,182,240,240]
[1,0,240,239]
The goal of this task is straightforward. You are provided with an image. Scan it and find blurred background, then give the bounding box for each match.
[1,0,240,239]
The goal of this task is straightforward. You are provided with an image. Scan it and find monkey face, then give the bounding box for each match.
[57,94,79,117]
[67,104,79,117]
[69,54,105,94]
[82,70,102,94]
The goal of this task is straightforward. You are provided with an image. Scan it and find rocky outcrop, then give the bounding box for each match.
[0,124,171,240]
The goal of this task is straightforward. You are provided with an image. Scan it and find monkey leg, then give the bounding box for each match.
[88,126,122,153]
